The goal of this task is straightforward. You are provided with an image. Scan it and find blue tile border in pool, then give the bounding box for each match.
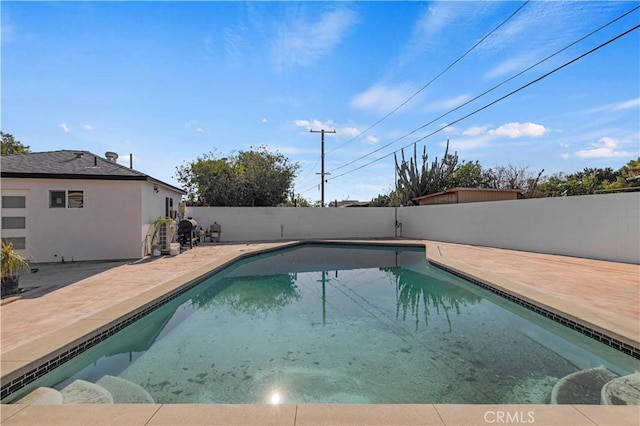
[429,260,640,360]
[0,273,206,401]
[1,242,306,401]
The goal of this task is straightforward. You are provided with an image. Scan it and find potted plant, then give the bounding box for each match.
[150,216,175,256]
[1,240,30,297]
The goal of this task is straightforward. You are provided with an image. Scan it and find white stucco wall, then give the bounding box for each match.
[185,207,397,241]
[141,183,183,254]
[399,192,640,264]
[186,193,638,264]
[2,178,144,262]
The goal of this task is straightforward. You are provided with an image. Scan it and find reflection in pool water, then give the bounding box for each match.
[10,244,639,404]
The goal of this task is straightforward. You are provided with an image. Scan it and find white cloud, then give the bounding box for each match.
[583,97,640,114]
[425,94,471,112]
[574,137,632,159]
[364,135,379,145]
[185,120,204,132]
[462,126,488,137]
[262,118,268,123]
[395,2,471,67]
[443,122,549,151]
[446,135,493,151]
[350,83,417,115]
[83,124,94,131]
[223,27,249,68]
[478,2,598,53]
[613,97,640,111]
[416,3,459,37]
[488,122,549,138]
[59,123,69,133]
[478,3,617,80]
[440,125,460,134]
[485,54,535,80]
[340,127,360,138]
[272,6,357,71]
[294,119,335,130]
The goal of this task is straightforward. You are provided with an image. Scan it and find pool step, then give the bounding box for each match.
[96,375,155,403]
[15,387,63,404]
[16,376,154,405]
[601,373,640,405]
[60,379,114,404]
[551,366,619,404]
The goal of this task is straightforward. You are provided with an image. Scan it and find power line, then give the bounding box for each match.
[326,0,530,156]
[327,23,640,182]
[326,6,640,176]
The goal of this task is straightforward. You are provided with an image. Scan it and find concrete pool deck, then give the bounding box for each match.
[1,239,638,425]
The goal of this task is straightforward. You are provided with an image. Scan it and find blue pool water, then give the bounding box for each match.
[9,244,639,404]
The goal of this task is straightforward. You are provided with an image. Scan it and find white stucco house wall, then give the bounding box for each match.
[1,150,186,263]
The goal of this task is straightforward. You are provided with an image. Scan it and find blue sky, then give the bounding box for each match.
[2,1,639,204]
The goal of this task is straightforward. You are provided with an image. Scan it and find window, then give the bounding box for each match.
[165,197,173,217]
[2,217,26,229]
[49,190,84,208]
[2,237,25,249]
[68,191,84,208]
[2,196,26,209]
[50,191,66,208]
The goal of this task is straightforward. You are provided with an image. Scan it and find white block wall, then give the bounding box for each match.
[187,193,639,264]
[185,207,397,241]
[399,192,640,264]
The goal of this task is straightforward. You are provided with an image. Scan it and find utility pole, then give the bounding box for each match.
[310,128,336,207]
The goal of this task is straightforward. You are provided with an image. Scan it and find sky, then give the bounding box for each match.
[2,1,639,204]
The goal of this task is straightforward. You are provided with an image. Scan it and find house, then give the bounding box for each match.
[1,150,186,263]
[413,187,521,206]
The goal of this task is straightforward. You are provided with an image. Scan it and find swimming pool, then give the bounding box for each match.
[6,244,639,404]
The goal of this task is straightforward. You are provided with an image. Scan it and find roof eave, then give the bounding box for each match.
[1,172,186,195]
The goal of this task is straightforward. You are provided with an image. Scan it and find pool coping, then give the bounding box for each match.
[1,239,638,425]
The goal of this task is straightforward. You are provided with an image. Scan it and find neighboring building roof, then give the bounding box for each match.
[1,150,185,194]
[413,187,521,201]
[413,187,521,205]
[329,200,370,207]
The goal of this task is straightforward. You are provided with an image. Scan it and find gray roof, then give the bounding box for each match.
[1,150,185,193]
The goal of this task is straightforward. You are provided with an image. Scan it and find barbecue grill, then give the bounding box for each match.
[177,218,199,248]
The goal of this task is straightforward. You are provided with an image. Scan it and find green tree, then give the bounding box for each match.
[282,192,311,207]
[600,158,640,190]
[370,188,405,207]
[370,193,392,207]
[537,159,639,196]
[175,146,299,206]
[1,132,30,155]
[448,161,493,189]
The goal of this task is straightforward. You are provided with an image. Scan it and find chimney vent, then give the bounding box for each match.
[105,151,119,162]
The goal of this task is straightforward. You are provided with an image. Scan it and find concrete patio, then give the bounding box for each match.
[1,239,638,425]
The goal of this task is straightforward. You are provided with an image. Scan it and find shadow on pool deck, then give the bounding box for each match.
[1,260,132,301]
[1,239,638,425]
